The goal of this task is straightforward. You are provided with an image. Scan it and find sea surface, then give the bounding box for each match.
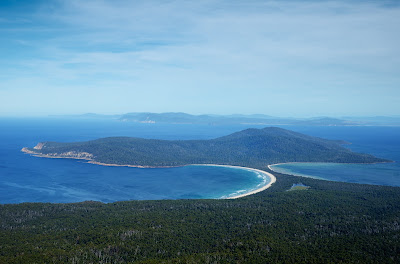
[271,126,400,187]
[0,118,269,203]
[0,118,399,203]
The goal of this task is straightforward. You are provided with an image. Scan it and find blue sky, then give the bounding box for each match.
[0,0,399,117]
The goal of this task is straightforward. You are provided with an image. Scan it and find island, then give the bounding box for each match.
[119,112,361,126]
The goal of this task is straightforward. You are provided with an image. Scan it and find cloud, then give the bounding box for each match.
[33,0,400,71]
[1,0,400,116]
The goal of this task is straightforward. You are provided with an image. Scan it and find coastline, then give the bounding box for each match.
[21,148,277,200]
[267,162,362,179]
[267,161,396,181]
[87,160,178,169]
[268,163,305,178]
[193,164,276,199]
[21,147,93,161]
[268,160,394,173]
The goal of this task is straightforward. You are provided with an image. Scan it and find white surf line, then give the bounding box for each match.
[192,164,277,199]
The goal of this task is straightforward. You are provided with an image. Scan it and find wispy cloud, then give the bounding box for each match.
[1,0,400,116]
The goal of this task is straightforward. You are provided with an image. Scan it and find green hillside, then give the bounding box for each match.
[25,127,388,167]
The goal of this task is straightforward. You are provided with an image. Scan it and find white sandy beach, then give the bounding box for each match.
[268,163,284,172]
[268,163,304,177]
[82,162,278,199]
[193,164,277,199]
[21,148,278,200]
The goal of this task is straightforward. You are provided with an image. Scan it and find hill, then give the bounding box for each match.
[23,127,388,167]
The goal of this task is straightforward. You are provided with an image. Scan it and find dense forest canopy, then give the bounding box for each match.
[24,127,389,167]
[10,127,399,263]
[1,171,399,263]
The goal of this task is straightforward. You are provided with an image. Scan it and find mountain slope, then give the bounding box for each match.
[23,127,389,167]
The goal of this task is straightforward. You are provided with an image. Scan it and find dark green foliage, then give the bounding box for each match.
[13,127,397,262]
[1,173,400,263]
[28,127,388,166]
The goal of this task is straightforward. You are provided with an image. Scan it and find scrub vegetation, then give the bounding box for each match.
[1,171,399,263]
[11,127,398,263]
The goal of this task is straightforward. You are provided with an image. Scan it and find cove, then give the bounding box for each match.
[0,157,269,203]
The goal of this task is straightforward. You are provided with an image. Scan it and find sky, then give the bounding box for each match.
[0,0,399,117]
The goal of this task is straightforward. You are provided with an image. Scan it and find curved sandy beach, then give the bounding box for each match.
[268,163,307,178]
[22,147,277,200]
[268,163,285,172]
[193,164,276,199]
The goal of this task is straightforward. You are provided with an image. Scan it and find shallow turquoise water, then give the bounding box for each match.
[270,162,400,186]
[269,126,400,186]
[0,118,269,203]
[1,118,399,203]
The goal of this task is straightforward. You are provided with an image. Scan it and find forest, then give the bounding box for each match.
[1,169,399,263]
[11,127,399,262]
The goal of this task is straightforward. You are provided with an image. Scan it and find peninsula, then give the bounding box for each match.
[22,126,387,169]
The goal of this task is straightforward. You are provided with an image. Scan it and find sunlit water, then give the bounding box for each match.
[0,118,269,203]
[1,118,399,203]
[270,126,400,186]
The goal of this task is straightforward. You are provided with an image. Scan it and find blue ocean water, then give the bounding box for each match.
[270,126,400,187]
[1,118,399,204]
[0,118,268,204]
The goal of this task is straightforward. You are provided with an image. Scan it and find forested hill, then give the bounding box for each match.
[24,127,389,167]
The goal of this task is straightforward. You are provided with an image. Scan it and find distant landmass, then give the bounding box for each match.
[22,127,388,167]
[48,112,400,126]
[342,116,400,126]
[50,112,400,126]
[49,113,122,119]
[119,112,360,126]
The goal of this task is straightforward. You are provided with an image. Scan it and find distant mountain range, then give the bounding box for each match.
[23,127,389,168]
[50,112,400,126]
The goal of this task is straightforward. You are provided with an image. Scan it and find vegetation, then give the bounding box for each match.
[287,183,311,191]
[1,171,399,263]
[26,127,388,167]
[13,127,397,262]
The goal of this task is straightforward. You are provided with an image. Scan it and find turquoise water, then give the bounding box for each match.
[0,118,269,203]
[270,126,400,186]
[1,118,399,203]
[271,162,400,186]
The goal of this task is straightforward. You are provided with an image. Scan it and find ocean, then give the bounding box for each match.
[0,118,399,203]
[271,126,400,187]
[0,118,268,203]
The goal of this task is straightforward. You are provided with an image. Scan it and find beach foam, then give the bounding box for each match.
[192,164,276,199]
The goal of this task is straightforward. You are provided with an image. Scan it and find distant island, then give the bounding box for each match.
[22,127,388,168]
[119,112,359,126]
[50,112,400,126]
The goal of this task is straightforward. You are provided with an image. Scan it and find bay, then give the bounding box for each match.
[0,118,267,203]
[270,126,400,186]
[1,118,399,204]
